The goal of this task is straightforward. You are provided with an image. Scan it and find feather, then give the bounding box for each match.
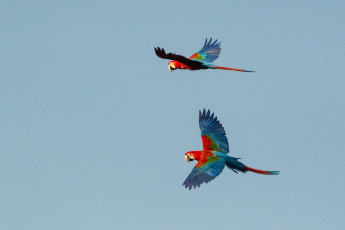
[199,109,229,154]
[190,38,221,63]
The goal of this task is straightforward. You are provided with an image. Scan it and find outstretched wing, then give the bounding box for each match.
[183,155,226,190]
[190,38,221,63]
[154,47,203,69]
[199,109,229,154]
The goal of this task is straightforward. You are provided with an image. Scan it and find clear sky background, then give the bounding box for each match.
[1,1,345,229]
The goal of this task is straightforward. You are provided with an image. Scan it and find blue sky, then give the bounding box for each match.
[1,1,345,229]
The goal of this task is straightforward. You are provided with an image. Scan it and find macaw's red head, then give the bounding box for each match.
[168,61,180,72]
[185,152,195,163]
[185,151,202,163]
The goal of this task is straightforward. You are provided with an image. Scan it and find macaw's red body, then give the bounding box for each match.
[183,109,279,190]
[155,38,254,72]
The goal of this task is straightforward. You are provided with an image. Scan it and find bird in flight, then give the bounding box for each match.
[155,38,254,72]
[183,109,279,190]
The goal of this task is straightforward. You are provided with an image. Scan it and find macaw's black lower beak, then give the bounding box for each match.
[168,65,175,72]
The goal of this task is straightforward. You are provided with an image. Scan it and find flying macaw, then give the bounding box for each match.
[155,38,254,72]
[183,109,279,190]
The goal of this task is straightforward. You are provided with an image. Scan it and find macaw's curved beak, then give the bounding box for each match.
[168,65,172,72]
[185,155,190,163]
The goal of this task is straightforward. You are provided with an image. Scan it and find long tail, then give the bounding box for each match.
[225,156,279,175]
[244,166,279,175]
[214,66,254,72]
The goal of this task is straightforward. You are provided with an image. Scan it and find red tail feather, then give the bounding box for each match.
[244,166,279,175]
[214,66,254,72]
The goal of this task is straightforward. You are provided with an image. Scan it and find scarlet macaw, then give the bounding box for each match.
[183,109,279,190]
[155,38,254,72]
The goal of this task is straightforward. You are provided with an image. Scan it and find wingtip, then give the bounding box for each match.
[200,108,214,120]
[154,47,168,58]
[183,183,193,190]
[203,38,220,46]
[154,47,161,57]
[210,112,214,120]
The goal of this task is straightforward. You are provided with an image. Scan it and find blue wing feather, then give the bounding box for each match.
[182,156,226,190]
[199,109,229,154]
[190,38,221,63]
